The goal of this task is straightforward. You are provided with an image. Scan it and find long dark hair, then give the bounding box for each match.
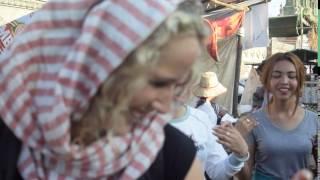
[195,97,207,108]
[261,52,305,116]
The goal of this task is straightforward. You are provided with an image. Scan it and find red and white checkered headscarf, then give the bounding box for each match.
[0,0,184,179]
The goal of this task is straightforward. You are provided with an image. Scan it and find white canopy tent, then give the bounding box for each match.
[0,0,46,26]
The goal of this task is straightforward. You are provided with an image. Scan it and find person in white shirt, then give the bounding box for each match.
[170,71,250,180]
[193,71,257,146]
[193,72,238,126]
[170,104,249,180]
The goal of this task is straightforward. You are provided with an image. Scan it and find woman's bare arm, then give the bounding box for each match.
[236,143,255,180]
[184,158,204,180]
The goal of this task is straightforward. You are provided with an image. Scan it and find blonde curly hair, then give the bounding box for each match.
[71,1,208,146]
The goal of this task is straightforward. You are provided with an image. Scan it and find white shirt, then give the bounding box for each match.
[197,101,218,126]
[198,101,238,125]
[170,105,244,180]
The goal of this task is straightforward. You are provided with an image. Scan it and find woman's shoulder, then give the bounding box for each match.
[303,109,318,125]
[304,109,317,119]
[251,109,266,120]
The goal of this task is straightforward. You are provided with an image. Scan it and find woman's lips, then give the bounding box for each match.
[278,88,289,93]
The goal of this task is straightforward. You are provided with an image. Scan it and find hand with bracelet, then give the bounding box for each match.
[213,122,249,160]
[235,114,258,138]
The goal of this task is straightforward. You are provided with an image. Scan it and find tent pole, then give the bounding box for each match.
[232,28,244,117]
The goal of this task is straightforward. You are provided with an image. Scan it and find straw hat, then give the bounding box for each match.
[193,72,227,98]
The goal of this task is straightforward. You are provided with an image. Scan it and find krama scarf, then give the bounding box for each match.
[0,0,183,179]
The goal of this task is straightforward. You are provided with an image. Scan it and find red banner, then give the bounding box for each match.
[204,11,244,61]
[0,13,34,54]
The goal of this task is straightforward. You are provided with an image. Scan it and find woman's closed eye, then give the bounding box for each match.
[288,72,297,79]
[149,80,172,88]
[271,71,297,79]
[271,72,281,78]
[149,71,191,89]
[149,78,176,88]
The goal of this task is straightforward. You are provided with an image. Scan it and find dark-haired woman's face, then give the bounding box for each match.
[269,60,298,101]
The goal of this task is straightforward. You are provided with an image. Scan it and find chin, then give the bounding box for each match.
[277,95,296,101]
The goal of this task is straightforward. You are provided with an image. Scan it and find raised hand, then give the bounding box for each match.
[291,169,313,180]
[235,114,258,138]
[213,122,248,158]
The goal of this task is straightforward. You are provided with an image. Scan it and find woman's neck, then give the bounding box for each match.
[174,105,187,119]
[266,97,305,129]
[268,97,297,116]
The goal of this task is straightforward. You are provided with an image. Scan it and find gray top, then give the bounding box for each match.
[247,109,319,179]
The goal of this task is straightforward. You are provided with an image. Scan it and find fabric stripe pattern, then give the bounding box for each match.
[0,0,183,179]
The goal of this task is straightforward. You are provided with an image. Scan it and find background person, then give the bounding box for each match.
[170,70,249,180]
[252,60,271,112]
[194,72,237,126]
[193,72,257,138]
[238,52,319,180]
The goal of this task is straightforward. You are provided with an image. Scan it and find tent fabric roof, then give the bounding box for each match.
[290,49,317,64]
[0,0,46,26]
[202,0,267,13]
[269,15,310,37]
[246,49,318,66]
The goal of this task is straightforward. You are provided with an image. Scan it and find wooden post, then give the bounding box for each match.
[232,27,244,117]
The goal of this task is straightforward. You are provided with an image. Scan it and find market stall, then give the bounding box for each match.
[290,49,319,116]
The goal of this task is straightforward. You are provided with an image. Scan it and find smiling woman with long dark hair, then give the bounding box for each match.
[238,52,318,180]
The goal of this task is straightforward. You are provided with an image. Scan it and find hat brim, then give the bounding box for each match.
[193,83,227,98]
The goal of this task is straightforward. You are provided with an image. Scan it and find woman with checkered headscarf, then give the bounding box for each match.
[0,0,208,179]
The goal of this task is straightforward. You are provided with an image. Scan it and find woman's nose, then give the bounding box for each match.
[280,75,289,84]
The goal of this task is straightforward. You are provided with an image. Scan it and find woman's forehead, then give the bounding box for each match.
[272,60,296,72]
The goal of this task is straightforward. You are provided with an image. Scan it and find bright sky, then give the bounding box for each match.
[268,0,287,17]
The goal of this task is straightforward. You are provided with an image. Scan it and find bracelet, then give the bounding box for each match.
[235,152,250,162]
